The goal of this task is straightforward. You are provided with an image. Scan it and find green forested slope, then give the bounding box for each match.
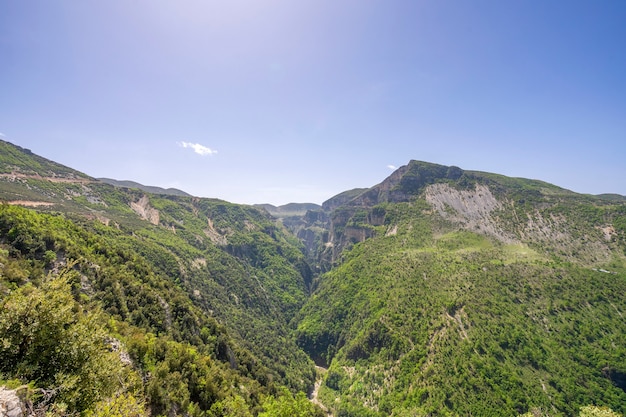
[0,204,322,416]
[0,140,89,179]
[0,141,323,415]
[296,163,626,416]
[1,142,625,417]
[0,139,317,390]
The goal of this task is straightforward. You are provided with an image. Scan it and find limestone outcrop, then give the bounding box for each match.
[0,387,29,417]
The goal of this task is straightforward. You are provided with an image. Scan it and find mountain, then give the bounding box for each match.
[0,140,90,180]
[98,177,192,197]
[255,203,322,218]
[296,160,626,416]
[596,193,626,202]
[0,139,322,416]
[1,141,625,417]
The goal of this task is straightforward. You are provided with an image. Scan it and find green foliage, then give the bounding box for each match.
[0,139,90,178]
[0,195,316,393]
[579,405,622,417]
[258,387,324,417]
[0,204,311,416]
[0,270,136,412]
[209,394,254,417]
[3,143,626,416]
[126,332,253,416]
[298,199,626,416]
[0,200,317,415]
[85,393,147,417]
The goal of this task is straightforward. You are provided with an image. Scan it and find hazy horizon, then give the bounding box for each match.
[2,1,625,205]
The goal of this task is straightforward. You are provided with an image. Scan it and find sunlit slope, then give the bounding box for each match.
[296,162,626,416]
[0,203,327,415]
[0,139,317,394]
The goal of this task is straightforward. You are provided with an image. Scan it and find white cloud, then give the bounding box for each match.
[0,132,6,138]
[178,141,217,156]
[387,164,397,170]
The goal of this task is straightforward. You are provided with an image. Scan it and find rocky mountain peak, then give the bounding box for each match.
[342,160,465,207]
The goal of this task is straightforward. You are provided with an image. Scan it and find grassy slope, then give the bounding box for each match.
[0,139,90,178]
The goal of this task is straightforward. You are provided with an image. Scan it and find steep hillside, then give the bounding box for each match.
[0,140,90,180]
[2,141,625,416]
[98,177,192,197]
[288,161,625,268]
[296,161,626,416]
[0,140,322,416]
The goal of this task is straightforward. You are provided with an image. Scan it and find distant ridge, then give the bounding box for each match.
[0,139,91,180]
[322,188,368,211]
[255,202,322,217]
[97,178,192,197]
[596,193,626,202]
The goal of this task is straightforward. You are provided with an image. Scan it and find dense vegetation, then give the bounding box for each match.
[294,162,626,416]
[0,204,323,416]
[1,142,625,416]
[297,205,626,415]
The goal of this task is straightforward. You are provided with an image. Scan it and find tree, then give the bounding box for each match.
[209,395,253,417]
[258,387,324,417]
[579,406,622,417]
[85,393,147,417]
[0,268,134,412]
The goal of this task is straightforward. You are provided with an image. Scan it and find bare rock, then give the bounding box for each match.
[0,387,28,417]
[130,195,160,225]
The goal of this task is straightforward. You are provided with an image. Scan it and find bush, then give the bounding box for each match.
[0,269,133,412]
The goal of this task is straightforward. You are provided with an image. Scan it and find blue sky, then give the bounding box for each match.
[1,1,625,205]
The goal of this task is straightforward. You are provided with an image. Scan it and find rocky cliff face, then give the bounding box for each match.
[349,161,464,206]
[283,160,625,277]
[130,195,160,225]
[424,182,513,242]
[322,188,368,212]
[276,162,472,269]
[0,387,29,417]
[315,161,467,263]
